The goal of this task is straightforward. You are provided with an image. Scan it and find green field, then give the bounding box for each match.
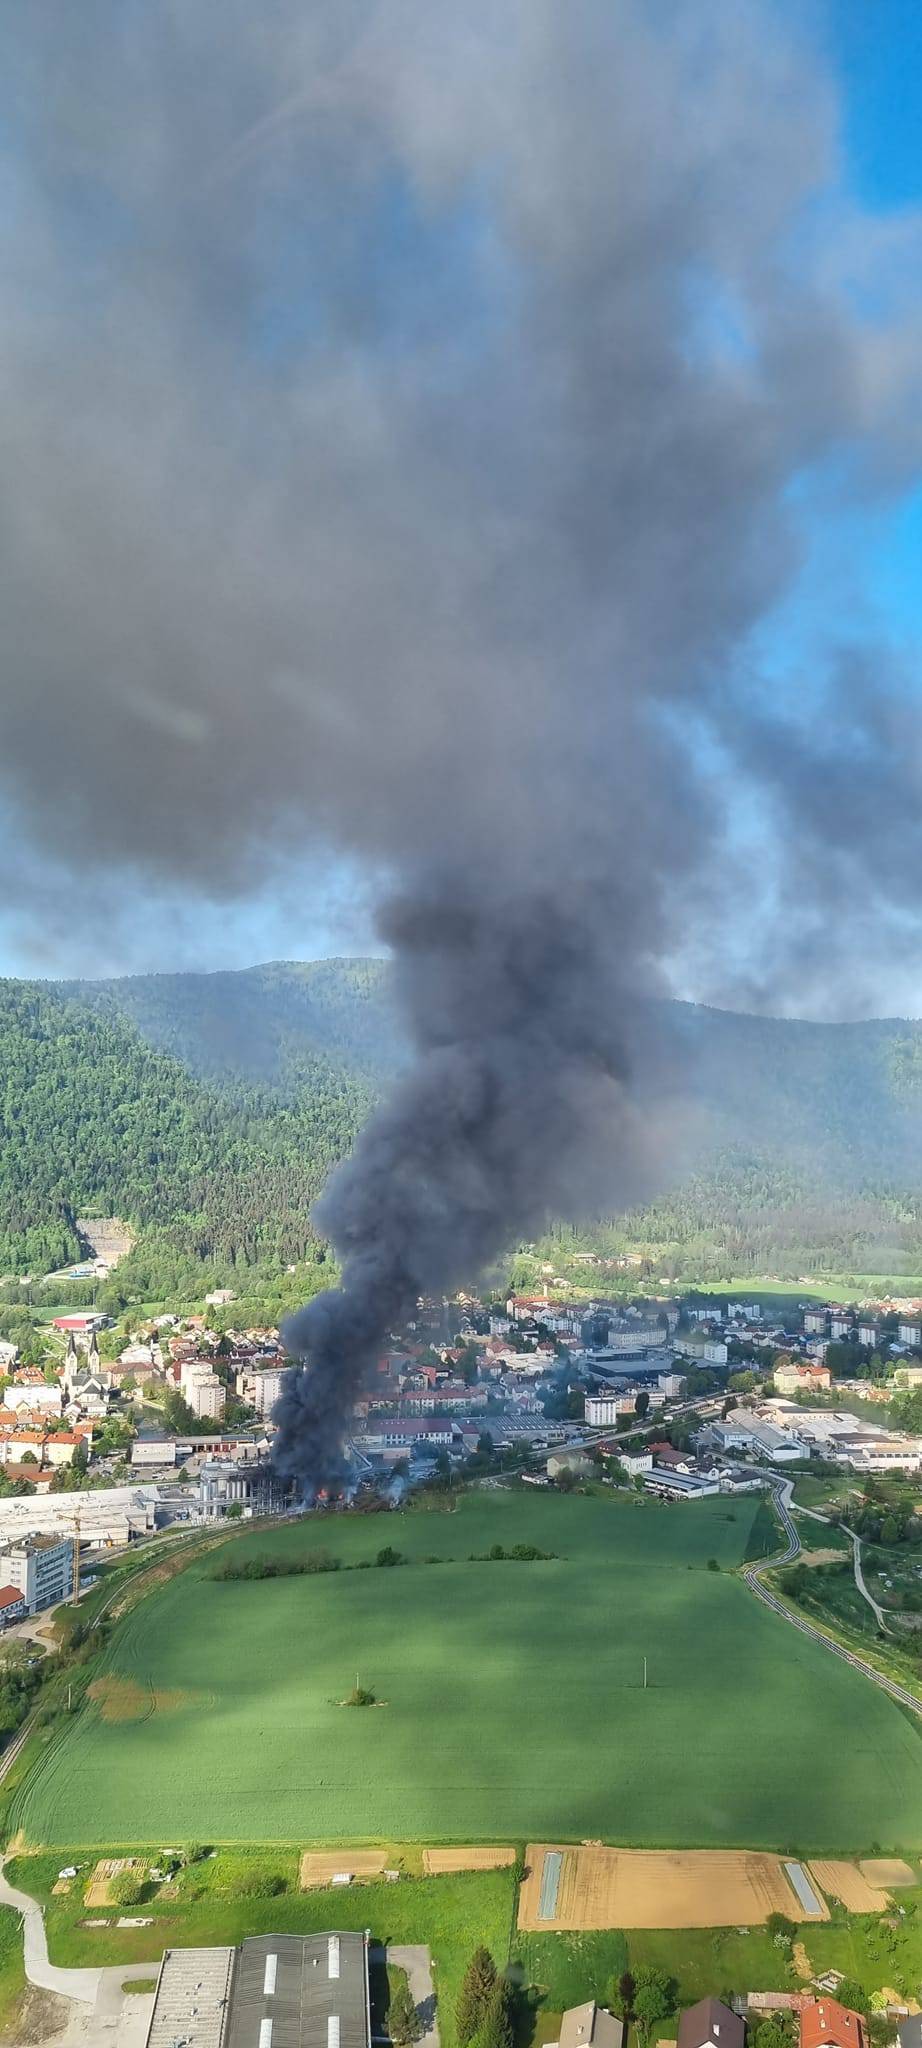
[11,1490,922,1851]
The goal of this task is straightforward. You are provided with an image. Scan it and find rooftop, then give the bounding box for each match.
[146,1946,236,2048]
[801,1999,866,2048]
[225,1933,370,2048]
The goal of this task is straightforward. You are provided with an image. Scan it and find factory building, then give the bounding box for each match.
[145,1930,371,2048]
[198,1459,295,1519]
[0,1485,159,1551]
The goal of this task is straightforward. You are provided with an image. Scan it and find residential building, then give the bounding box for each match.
[187,1373,226,1423]
[857,1321,880,1348]
[658,1372,686,1395]
[676,1338,728,1365]
[773,1361,831,1396]
[829,1313,853,1340]
[3,1383,62,1416]
[0,1535,74,1613]
[547,1449,595,1480]
[678,1999,745,2048]
[892,1364,922,1389]
[552,2006,623,2048]
[237,1364,288,1416]
[619,1450,653,1476]
[800,2000,867,2048]
[146,1930,370,2048]
[898,1319,922,1348]
[0,1587,26,1629]
[897,2020,922,2048]
[803,1309,828,1336]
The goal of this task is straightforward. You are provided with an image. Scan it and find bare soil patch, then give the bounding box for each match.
[299,1849,387,1889]
[83,1857,145,1907]
[423,1846,516,1875]
[517,1845,819,1931]
[808,1861,889,1913]
[793,1943,812,1981]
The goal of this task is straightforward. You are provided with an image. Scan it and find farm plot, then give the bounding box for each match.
[423,1848,516,1874]
[808,1861,893,1913]
[11,1491,922,1850]
[859,1858,916,1888]
[517,1846,816,1930]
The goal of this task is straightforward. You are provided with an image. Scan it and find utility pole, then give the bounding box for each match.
[643,1656,647,1690]
[71,1509,81,1604]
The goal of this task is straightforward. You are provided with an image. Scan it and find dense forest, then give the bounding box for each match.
[0,979,373,1275]
[3,961,922,1293]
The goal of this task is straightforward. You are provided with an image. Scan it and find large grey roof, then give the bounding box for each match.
[145,1946,236,2048]
[225,1933,370,2048]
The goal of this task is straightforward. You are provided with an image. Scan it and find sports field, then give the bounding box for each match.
[11,1490,922,1849]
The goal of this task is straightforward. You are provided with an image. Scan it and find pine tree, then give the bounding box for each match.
[389,1978,422,2047]
[456,1948,497,2046]
[479,1981,513,2048]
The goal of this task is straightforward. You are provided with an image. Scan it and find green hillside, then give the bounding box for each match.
[2,961,922,1290]
[0,979,373,1276]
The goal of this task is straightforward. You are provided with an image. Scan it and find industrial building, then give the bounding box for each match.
[145,1931,371,2048]
[198,1459,295,1519]
[0,1485,159,1550]
[0,1534,74,1613]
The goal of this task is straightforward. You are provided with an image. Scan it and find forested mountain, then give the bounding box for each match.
[3,961,922,1288]
[0,979,373,1275]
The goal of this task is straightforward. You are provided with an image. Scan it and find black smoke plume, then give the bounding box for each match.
[274,886,666,1486]
[2,5,922,1482]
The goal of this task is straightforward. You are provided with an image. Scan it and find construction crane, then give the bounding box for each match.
[71,1505,81,1604]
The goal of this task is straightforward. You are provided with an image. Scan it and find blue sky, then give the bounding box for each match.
[2,2,921,993]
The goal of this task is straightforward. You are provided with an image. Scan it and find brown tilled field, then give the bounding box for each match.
[518,1845,824,1930]
[859,1858,916,1889]
[808,1861,890,1913]
[422,1847,516,1875]
[299,1850,387,1888]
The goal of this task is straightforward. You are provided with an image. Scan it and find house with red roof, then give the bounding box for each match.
[800,1999,867,2048]
[0,1586,26,1629]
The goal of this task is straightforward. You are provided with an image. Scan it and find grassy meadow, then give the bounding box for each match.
[9,1489,922,1851]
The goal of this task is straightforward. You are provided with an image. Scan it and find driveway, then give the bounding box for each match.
[374,1944,440,2048]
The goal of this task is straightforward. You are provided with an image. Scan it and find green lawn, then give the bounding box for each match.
[4,1852,513,2048]
[10,1490,922,1851]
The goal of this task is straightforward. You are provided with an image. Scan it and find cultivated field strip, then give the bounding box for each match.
[518,1845,825,1930]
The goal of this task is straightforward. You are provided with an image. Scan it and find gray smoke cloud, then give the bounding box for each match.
[4,2,922,1480]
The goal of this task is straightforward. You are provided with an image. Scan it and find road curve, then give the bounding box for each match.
[742,1472,922,1718]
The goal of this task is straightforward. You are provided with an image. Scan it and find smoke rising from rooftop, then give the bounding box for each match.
[3,3,922,1478]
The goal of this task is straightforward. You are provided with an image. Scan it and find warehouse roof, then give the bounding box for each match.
[225,1933,370,2048]
[146,1946,236,2048]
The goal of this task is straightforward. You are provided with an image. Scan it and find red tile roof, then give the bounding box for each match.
[0,1587,24,1612]
[801,2000,867,2048]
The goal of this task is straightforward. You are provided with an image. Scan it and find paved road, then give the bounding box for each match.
[0,1857,157,2006]
[742,1472,922,1717]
